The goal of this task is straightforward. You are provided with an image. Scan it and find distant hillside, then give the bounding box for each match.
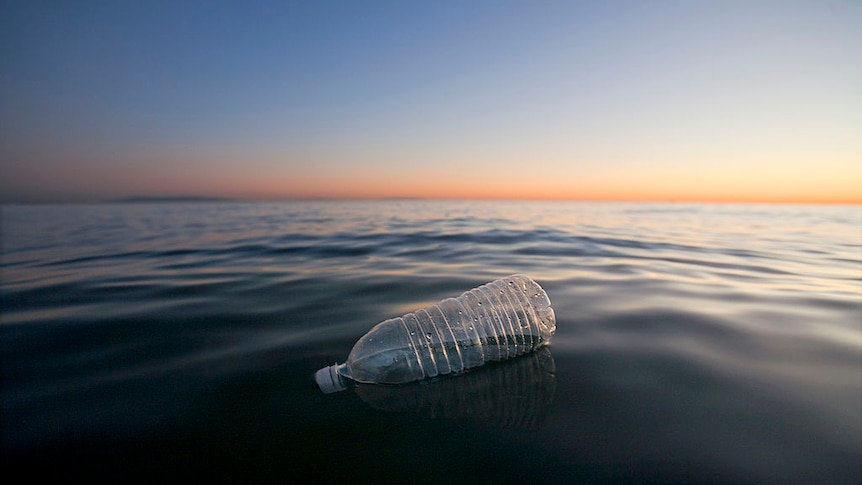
[114,196,234,203]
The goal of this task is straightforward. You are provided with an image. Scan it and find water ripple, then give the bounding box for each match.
[2,201,859,483]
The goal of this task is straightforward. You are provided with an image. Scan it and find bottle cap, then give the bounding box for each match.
[315,364,348,393]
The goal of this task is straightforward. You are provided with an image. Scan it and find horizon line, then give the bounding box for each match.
[2,194,860,206]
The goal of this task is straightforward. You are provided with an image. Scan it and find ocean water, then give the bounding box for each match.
[1,200,860,483]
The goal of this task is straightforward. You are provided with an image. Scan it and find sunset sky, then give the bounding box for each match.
[2,1,860,203]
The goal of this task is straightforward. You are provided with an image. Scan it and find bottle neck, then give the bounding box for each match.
[315,363,349,393]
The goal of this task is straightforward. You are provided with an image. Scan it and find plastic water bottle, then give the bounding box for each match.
[315,274,555,393]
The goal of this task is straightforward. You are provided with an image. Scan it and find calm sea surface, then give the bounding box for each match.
[2,201,860,483]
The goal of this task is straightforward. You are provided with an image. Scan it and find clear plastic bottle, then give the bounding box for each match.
[315,274,555,393]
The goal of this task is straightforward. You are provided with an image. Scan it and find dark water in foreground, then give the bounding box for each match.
[2,201,860,483]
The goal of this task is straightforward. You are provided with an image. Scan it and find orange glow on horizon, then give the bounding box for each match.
[3,146,860,205]
[204,161,862,205]
[215,175,862,205]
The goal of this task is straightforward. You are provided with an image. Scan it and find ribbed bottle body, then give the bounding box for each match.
[342,274,555,385]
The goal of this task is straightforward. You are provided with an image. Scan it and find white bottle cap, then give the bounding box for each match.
[315,364,349,393]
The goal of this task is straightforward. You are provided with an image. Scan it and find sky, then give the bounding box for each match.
[1,0,860,203]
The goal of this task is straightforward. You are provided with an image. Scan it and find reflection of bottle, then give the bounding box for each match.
[316,275,555,393]
[355,346,556,430]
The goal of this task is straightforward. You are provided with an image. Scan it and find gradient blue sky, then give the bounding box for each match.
[2,0,860,203]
